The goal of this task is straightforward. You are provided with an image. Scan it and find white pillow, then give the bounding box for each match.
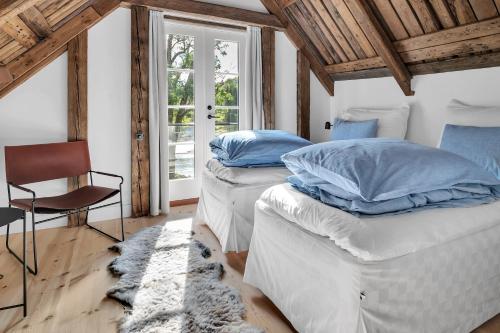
[437,99,500,147]
[341,105,410,139]
[445,99,500,126]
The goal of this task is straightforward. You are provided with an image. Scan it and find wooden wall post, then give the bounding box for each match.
[131,6,150,217]
[261,27,275,129]
[67,30,88,227]
[297,50,310,140]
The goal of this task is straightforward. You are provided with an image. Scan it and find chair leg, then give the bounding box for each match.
[5,212,37,275]
[85,203,123,243]
[22,213,27,317]
[120,190,125,241]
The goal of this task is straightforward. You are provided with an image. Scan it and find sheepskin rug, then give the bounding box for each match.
[107,223,262,333]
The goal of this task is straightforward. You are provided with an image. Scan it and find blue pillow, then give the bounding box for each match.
[210,130,311,167]
[440,124,500,179]
[282,138,500,202]
[330,118,378,140]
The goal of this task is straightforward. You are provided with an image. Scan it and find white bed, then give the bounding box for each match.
[244,184,500,333]
[195,160,291,252]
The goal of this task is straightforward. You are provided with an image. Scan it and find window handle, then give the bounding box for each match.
[207,114,220,120]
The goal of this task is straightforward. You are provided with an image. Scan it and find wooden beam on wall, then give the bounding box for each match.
[130,6,150,217]
[344,0,414,96]
[261,27,275,129]
[67,30,88,227]
[123,0,284,29]
[260,0,335,96]
[297,50,310,140]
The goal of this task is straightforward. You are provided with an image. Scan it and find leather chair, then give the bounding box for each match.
[4,141,124,275]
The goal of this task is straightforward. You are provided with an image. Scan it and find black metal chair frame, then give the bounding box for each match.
[5,170,124,276]
[0,208,27,317]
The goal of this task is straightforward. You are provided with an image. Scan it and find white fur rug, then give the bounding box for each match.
[107,223,263,333]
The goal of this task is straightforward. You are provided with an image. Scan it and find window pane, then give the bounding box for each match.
[169,143,194,180]
[168,108,194,143]
[168,71,194,105]
[215,108,239,136]
[215,40,238,74]
[215,74,238,107]
[167,34,194,69]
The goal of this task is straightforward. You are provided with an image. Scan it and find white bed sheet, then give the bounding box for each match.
[206,159,291,185]
[195,169,286,252]
[261,184,500,261]
[244,200,500,333]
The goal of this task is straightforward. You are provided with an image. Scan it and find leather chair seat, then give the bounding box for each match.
[10,186,119,214]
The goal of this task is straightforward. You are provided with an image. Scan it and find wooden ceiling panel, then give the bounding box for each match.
[307,0,357,61]
[447,0,477,25]
[328,0,377,56]
[390,0,425,36]
[0,40,26,64]
[288,3,339,63]
[45,0,88,27]
[0,29,12,48]
[370,0,409,40]
[469,0,498,20]
[429,0,457,28]
[408,0,441,33]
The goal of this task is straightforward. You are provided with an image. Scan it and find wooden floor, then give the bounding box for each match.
[0,204,498,333]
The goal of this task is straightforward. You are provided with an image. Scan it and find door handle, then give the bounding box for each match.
[207,114,220,120]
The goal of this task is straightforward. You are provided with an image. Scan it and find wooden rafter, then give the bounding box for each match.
[260,0,334,96]
[0,0,45,25]
[0,0,121,98]
[122,0,284,29]
[19,6,52,39]
[343,0,413,95]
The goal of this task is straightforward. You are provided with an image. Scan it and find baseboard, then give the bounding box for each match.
[170,198,199,207]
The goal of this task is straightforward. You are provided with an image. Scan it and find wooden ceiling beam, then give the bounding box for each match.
[122,0,284,29]
[0,15,39,48]
[19,6,52,39]
[260,0,335,95]
[343,0,413,96]
[0,0,121,98]
[331,51,500,81]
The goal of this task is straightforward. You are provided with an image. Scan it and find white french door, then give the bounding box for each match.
[165,21,246,201]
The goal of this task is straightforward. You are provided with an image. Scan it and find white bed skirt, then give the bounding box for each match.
[195,169,282,252]
[244,201,500,333]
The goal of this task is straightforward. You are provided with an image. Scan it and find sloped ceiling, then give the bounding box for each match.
[264,0,500,95]
[2,0,500,97]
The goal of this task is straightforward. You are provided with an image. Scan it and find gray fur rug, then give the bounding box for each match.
[107,224,263,333]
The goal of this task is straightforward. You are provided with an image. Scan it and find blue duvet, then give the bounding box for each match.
[282,139,500,215]
[210,130,311,167]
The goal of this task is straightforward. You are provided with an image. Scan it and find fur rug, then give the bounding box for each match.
[107,224,263,333]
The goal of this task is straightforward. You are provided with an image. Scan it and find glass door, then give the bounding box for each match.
[166,21,246,201]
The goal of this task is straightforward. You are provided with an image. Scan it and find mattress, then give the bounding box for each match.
[195,169,287,252]
[261,184,500,261]
[244,200,500,333]
[206,159,291,185]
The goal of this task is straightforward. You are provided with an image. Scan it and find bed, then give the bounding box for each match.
[244,184,500,333]
[195,159,291,252]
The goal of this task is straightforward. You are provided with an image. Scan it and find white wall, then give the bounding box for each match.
[0,8,131,234]
[275,32,297,135]
[332,67,500,147]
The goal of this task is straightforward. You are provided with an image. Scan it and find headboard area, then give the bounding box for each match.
[332,69,500,147]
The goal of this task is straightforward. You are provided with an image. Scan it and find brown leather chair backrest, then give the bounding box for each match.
[5,141,91,185]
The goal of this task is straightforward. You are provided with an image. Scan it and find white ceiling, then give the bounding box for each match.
[198,0,268,13]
